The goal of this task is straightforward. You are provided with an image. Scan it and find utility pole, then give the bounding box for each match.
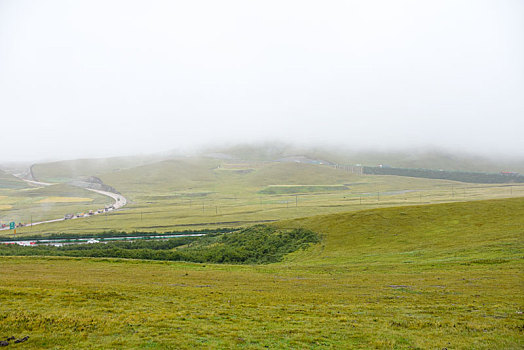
[295,195,298,208]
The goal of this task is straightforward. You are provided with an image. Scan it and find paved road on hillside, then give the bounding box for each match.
[86,188,127,209]
[0,177,127,231]
[21,179,54,187]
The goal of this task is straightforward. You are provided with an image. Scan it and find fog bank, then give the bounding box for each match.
[1,0,523,162]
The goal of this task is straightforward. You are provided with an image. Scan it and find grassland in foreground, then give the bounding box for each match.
[0,197,522,349]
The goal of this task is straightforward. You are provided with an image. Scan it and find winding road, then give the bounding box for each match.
[0,176,127,231]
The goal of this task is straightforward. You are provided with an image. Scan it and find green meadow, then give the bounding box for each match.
[0,197,522,349]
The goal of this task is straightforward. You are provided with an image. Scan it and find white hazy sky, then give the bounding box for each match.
[0,0,523,161]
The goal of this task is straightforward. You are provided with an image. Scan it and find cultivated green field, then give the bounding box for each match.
[0,197,522,349]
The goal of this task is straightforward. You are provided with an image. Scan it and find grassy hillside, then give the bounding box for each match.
[0,197,522,349]
[99,157,220,196]
[244,162,356,187]
[342,150,524,173]
[31,155,165,182]
[98,158,360,197]
[26,145,524,187]
[278,196,524,267]
[0,169,29,189]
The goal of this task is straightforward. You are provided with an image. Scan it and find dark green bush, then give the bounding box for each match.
[0,225,320,264]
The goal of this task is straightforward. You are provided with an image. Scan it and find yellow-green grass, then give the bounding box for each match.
[0,197,522,349]
[259,184,349,194]
[37,196,94,203]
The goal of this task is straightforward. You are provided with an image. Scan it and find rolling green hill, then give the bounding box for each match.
[99,157,220,196]
[98,158,361,196]
[279,196,524,266]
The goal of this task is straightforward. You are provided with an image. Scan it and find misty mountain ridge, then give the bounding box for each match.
[11,144,524,183]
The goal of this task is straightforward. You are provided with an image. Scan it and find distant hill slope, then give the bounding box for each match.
[0,169,29,189]
[98,158,361,197]
[99,158,220,195]
[206,143,524,173]
[342,150,524,174]
[29,144,524,187]
[31,155,166,182]
[363,166,524,183]
[242,162,358,187]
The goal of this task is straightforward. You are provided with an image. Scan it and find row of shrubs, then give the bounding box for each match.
[0,225,320,264]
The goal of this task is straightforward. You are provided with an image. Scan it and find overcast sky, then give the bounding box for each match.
[0,0,523,162]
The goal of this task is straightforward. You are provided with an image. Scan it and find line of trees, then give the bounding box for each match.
[363,167,524,184]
